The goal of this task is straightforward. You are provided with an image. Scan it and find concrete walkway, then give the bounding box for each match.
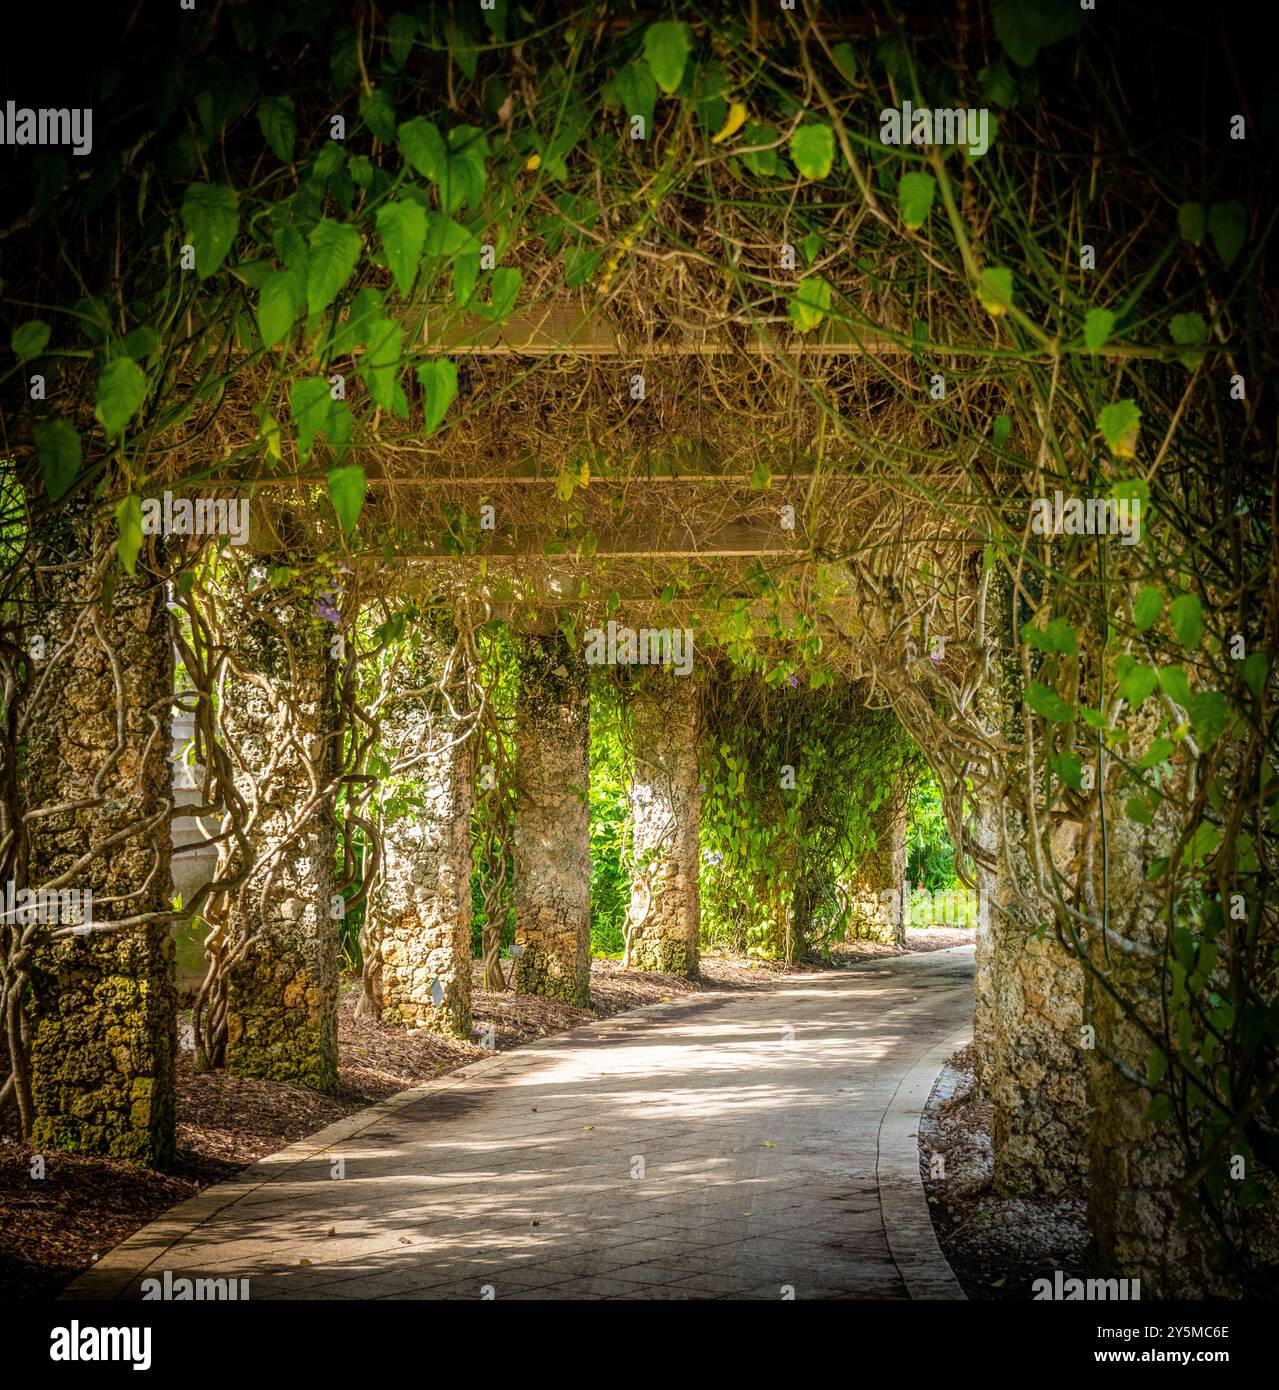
[70,946,973,1301]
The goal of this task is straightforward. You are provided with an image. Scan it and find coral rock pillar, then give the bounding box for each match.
[625,671,701,976]
[222,568,340,1091]
[512,630,591,1005]
[363,621,475,1036]
[980,568,1087,1196]
[23,514,177,1165]
[846,789,908,946]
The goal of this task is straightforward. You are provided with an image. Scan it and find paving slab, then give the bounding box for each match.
[66,946,973,1301]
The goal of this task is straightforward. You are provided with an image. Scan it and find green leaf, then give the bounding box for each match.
[1125,796,1154,827]
[613,62,656,137]
[1133,586,1163,631]
[359,87,398,144]
[122,326,160,360]
[1208,201,1245,268]
[1144,1092,1172,1124]
[1083,307,1115,353]
[1051,751,1084,792]
[181,182,239,278]
[327,463,366,536]
[387,12,417,69]
[307,218,362,316]
[1182,821,1222,867]
[1242,651,1268,700]
[741,122,780,177]
[563,244,600,289]
[1045,617,1077,654]
[1136,738,1175,772]
[976,266,1013,316]
[790,123,835,181]
[1157,664,1192,709]
[830,42,857,82]
[992,414,1011,450]
[1117,663,1159,708]
[1097,398,1141,458]
[33,416,81,502]
[274,224,308,272]
[1020,617,1076,654]
[290,377,332,464]
[359,316,407,415]
[1169,311,1207,369]
[897,171,936,230]
[1146,1048,1169,1086]
[258,269,304,349]
[116,494,143,576]
[643,21,691,96]
[376,199,427,296]
[12,320,50,360]
[257,95,297,163]
[1024,681,1076,723]
[788,275,832,333]
[422,213,474,257]
[398,116,446,181]
[990,0,1083,66]
[417,358,458,434]
[95,355,147,438]
[978,57,1019,109]
[479,266,521,321]
[1186,691,1228,750]
[1168,593,1205,650]
[1177,202,1206,246]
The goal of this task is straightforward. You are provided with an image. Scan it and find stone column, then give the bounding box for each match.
[363,621,475,1036]
[222,566,340,1092]
[845,788,908,946]
[985,817,1087,1196]
[23,512,177,1165]
[511,629,591,1005]
[625,670,701,976]
[982,567,1088,1197]
[1082,668,1251,1295]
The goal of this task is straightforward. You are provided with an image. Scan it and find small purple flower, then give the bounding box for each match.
[315,585,341,624]
[786,673,799,688]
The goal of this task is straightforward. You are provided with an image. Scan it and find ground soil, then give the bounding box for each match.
[920,1043,1088,1299]
[0,929,971,1298]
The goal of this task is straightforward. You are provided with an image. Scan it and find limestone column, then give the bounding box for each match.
[511,629,590,1004]
[221,565,340,1091]
[982,566,1088,1197]
[23,510,177,1165]
[625,670,701,976]
[363,620,475,1036]
[845,787,908,946]
[1082,659,1247,1295]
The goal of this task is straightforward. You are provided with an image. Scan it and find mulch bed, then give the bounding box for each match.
[0,930,974,1298]
[919,1042,1088,1299]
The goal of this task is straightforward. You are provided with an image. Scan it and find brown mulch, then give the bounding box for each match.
[919,1042,1088,1299]
[0,931,975,1299]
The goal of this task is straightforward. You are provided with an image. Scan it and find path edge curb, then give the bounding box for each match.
[876,1022,972,1301]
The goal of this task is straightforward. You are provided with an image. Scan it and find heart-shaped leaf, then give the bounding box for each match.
[95,356,147,438]
[327,464,366,536]
[418,358,458,434]
[898,171,936,230]
[643,21,691,96]
[376,199,427,296]
[790,123,835,180]
[181,182,239,278]
[33,416,81,501]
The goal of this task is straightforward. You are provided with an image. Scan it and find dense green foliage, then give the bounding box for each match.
[2,0,1275,1287]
